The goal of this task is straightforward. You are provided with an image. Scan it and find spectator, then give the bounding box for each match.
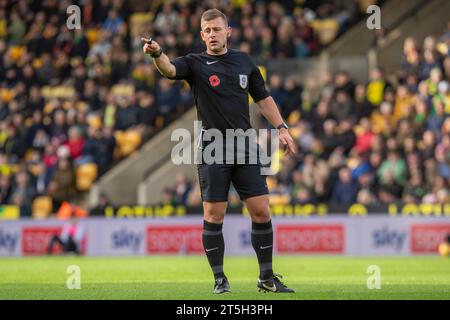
[281,77,302,119]
[378,150,407,186]
[366,67,391,107]
[154,3,178,35]
[320,119,338,159]
[137,93,157,134]
[103,10,124,34]
[49,109,68,147]
[353,84,373,120]
[370,101,396,136]
[33,161,52,196]
[420,51,442,81]
[378,170,403,203]
[114,97,139,131]
[7,11,25,45]
[1,125,26,161]
[269,74,286,110]
[31,129,49,154]
[330,167,359,204]
[172,172,192,206]
[354,118,374,155]
[26,110,47,146]
[65,126,85,162]
[10,171,35,217]
[0,174,12,205]
[48,158,76,211]
[403,174,428,203]
[155,78,181,126]
[90,193,112,216]
[78,126,100,166]
[97,126,116,175]
[330,91,353,122]
[336,119,356,155]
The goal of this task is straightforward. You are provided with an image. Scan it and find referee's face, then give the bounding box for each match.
[200,17,230,55]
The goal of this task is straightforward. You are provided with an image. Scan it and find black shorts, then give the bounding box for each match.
[197,163,269,202]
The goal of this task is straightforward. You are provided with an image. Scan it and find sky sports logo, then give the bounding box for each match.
[111,228,144,253]
[372,226,407,252]
[0,229,19,254]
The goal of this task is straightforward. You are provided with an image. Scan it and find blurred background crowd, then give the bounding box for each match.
[1,0,449,216]
[0,0,369,216]
[166,22,450,208]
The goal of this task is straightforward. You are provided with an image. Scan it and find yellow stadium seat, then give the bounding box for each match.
[76,163,98,191]
[32,196,53,219]
[114,130,125,158]
[269,194,290,205]
[310,19,339,45]
[115,130,142,157]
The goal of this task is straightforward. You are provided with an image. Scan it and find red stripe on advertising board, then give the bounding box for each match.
[146,225,203,254]
[276,224,345,253]
[411,224,450,253]
[22,227,62,255]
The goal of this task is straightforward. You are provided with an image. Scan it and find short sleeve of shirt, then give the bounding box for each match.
[248,59,269,103]
[169,56,191,80]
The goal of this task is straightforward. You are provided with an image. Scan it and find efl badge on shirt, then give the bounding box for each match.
[239,74,248,89]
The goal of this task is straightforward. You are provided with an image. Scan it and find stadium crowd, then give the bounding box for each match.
[146,0,363,61]
[0,0,189,215]
[166,21,450,207]
[0,0,369,216]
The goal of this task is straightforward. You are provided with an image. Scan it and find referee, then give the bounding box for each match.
[142,9,296,294]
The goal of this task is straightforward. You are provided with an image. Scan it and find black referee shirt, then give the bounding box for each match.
[168,49,269,132]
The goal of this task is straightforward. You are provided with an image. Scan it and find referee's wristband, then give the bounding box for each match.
[276,122,289,130]
[150,48,163,58]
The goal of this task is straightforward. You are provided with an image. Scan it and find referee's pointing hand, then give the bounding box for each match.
[141,37,161,55]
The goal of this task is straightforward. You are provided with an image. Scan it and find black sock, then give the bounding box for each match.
[251,220,274,280]
[202,220,225,280]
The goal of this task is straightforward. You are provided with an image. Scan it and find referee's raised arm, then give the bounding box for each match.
[141,37,176,79]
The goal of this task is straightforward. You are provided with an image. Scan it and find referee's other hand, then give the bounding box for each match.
[279,128,297,156]
[141,37,161,55]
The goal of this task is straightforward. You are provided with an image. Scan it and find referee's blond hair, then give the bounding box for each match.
[201,9,228,26]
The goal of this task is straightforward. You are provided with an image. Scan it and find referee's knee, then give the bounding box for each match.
[246,196,271,222]
[203,203,226,224]
[204,212,225,224]
[250,208,271,222]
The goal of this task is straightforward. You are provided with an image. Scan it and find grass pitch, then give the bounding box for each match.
[0,256,449,300]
